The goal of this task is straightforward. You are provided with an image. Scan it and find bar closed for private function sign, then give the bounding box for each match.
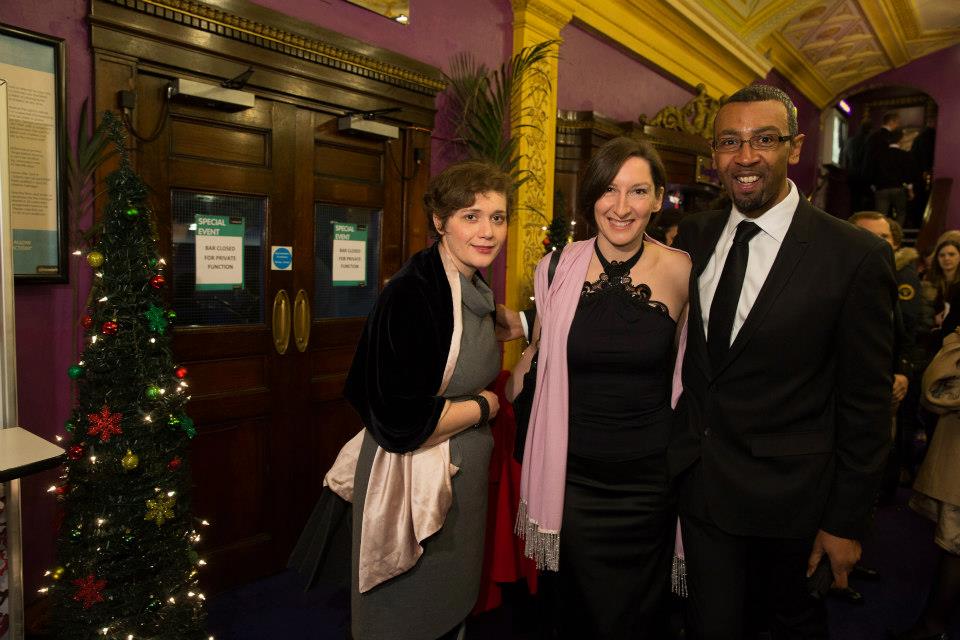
[331,221,366,287]
[194,214,245,291]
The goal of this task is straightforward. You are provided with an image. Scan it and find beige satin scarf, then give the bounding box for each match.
[324,242,465,593]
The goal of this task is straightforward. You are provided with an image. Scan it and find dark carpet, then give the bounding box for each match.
[207,489,960,639]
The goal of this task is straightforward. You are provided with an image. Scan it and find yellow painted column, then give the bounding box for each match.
[505,0,571,369]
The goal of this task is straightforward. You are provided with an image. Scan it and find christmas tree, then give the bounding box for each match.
[45,113,207,639]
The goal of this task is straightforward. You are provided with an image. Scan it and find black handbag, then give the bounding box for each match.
[512,246,563,463]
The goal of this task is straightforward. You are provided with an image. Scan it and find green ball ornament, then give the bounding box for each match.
[67,364,83,380]
[148,257,159,268]
[125,206,140,218]
[64,419,75,433]
[168,414,181,427]
[86,251,104,268]
[69,526,82,540]
[166,310,177,320]
[146,385,161,399]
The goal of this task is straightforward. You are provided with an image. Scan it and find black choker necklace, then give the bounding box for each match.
[594,241,644,283]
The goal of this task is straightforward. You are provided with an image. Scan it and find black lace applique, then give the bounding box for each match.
[581,273,670,317]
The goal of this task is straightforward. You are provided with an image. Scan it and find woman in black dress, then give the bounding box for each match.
[512,137,690,638]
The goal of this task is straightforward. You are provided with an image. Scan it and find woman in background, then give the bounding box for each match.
[922,234,960,326]
[511,137,690,639]
[339,160,509,640]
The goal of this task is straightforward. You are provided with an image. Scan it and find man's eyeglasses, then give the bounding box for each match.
[712,134,793,153]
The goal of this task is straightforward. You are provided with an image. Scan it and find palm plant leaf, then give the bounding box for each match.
[443,39,558,186]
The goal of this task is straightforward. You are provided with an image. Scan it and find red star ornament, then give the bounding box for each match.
[87,406,123,443]
[72,574,107,608]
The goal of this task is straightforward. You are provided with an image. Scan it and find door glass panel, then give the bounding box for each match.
[314,203,380,319]
[171,190,266,326]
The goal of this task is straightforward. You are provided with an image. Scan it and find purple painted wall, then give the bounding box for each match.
[557,23,694,122]
[1,0,93,599]
[842,44,960,229]
[763,69,821,196]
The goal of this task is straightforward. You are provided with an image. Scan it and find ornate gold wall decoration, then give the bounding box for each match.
[639,84,723,140]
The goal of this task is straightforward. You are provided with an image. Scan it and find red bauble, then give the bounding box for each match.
[149,274,166,289]
[101,320,118,336]
[80,315,93,329]
[67,445,84,461]
[55,484,69,496]
[167,456,182,471]
[542,238,551,246]
[174,366,188,379]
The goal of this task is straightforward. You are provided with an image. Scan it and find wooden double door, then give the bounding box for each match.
[129,72,430,592]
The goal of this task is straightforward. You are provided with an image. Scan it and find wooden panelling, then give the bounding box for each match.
[311,347,356,377]
[311,374,349,403]
[186,389,271,424]
[314,176,384,208]
[170,117,270,167]
[183,356,267,395]
[314,143,383,185]
[309,318,364,348]
[190,417,275,592]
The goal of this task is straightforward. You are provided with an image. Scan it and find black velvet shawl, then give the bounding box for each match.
[343,243,454,453]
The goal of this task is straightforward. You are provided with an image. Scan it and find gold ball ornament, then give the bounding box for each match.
[121,450,139,471]
[86,251,104,268]
[52,566,65,580]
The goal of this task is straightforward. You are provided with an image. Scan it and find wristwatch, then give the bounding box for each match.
[473,394,490,428]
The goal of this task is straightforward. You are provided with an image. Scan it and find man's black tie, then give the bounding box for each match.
[708,220,762,369]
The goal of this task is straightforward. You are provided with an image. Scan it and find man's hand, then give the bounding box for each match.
[495,304,524,342]
[806,529,861,589]
[893,373,908,403]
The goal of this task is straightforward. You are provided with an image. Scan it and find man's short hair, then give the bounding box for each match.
[882,111,899,126]
[888,217,904,248]
[849,211,899,244]
[721,84,798,137]
[848,211,886,226]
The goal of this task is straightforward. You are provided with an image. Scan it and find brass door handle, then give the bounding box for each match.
[272,289,291,354]
[293,289,311,352]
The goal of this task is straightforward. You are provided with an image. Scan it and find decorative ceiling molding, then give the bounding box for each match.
[695,0,960,107]
[95,0,446,95]
[571,0,772,100]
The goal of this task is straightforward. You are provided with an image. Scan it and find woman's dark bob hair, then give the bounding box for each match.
[423,161,512,239]
[577,137,667,233]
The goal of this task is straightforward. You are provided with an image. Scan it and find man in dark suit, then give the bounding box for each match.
[671,85,897,639]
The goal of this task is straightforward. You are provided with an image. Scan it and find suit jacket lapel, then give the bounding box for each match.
[690,210,728,373]
[713,200,813,377]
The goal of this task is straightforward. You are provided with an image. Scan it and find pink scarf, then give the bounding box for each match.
[516,236,688,571]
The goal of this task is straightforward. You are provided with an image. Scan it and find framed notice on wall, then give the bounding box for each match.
[0,24,67,283]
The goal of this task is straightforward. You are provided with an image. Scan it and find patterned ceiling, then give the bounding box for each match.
[696,0,960,105]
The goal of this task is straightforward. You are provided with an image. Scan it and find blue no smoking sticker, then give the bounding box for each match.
[271,246,292,270]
